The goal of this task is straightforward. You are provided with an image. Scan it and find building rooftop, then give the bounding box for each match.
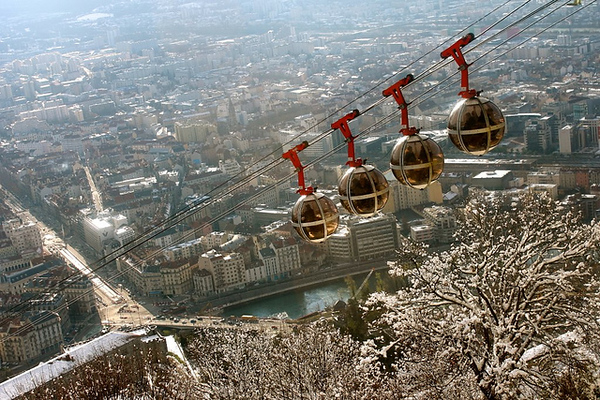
[0,329,158,399]
[473,170,513,179]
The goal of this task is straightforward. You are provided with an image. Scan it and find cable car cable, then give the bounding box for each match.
[0,0,589,339]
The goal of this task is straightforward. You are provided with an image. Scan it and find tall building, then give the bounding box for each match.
[558,123,597,154]
[198,250,245,292]
[578,116,600,149]
[328,214,399,262]
[524,118,552,153]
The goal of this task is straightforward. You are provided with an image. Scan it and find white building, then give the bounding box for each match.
[328,214,399,262]
[558,125,574,154]
[410,224,435,243]
[382,170,443,212]
[81,210,129,253]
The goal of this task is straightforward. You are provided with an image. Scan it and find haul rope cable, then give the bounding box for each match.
[61,0,543,277]
[0,0,580,338]
[0,0,585,337]
[0,0,589,339]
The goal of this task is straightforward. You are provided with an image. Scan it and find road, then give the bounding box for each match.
[84,165,103,212]
[147,314,291,333]
[59,246,123,305]
[0,185,151,329]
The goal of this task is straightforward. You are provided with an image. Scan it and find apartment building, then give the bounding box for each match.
[116,255,196,297]
[327,214,399,262]
[0,311,63,365]
[2,219,43,256]
[422,206,457,244]
[198,250,245,292]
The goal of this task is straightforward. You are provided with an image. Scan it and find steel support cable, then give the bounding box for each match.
[82,0,549,275]
[88,0,599,289]
[0,110,406,341]
[0,1,583,337]
[0,25,544,336]
[2,0,583,336]
[102,0,593,307]
[0,4,568,335]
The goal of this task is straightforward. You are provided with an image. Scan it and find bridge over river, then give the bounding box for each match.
[197,259,393,313]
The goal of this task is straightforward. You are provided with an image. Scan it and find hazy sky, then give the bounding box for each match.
[0,0,107,16]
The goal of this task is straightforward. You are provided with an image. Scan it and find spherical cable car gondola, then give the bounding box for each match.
[332,110,389,216]
[389,133,444,189]
[338,164,389,215]
[384,74,445,189]
[447,96,505,156]
[282,141,339,243]
[291,191,339,242]
[441,33,506,156]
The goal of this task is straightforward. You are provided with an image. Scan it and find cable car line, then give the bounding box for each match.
[0,0,580,334]
[82,0,562,269]
[0,0,590,341]
[0,0,584,328]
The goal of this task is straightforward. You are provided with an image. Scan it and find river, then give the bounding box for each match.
[224,273,376,319]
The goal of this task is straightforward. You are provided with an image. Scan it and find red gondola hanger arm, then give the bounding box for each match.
[441,32,477,98]
[282,141,314,196]
[382,74,419,136]
[331,109,361,168]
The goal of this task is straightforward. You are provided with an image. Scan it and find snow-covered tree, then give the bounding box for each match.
[21,345,198,400]
[186,324,404,399]
[364,191,600,399]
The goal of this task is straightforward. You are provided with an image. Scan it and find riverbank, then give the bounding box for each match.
[196,259,393,313]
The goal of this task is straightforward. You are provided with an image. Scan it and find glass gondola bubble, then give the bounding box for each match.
[283,141,339,243]
[291,192,339,243]
[447,96,505,156]
[441,33,505,156]
[332,110,389,217]
[339,164,389,216]
[390,133,444,190]
[383,74,444,190]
